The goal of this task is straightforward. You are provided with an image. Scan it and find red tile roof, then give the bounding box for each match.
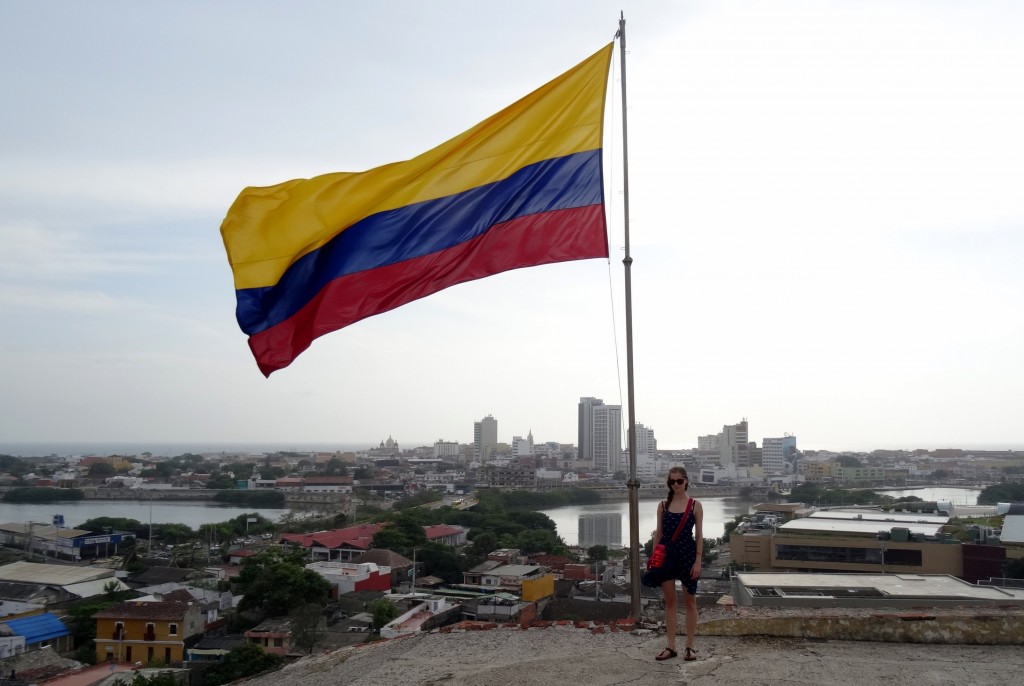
[93,600,190,621]
[423,525,465,540]
[280,523,384,551]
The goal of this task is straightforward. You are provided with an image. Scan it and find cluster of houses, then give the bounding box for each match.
[0,515,626,682]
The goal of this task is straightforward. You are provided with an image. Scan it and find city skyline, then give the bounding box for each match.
[2,2,1022,453]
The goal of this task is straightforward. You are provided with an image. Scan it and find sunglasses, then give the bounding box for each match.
[668,478,687,486]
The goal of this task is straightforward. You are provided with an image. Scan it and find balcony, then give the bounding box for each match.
[112,630,125,640]
[143,632,156,641]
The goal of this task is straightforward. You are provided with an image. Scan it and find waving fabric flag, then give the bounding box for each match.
[221,44,613,376]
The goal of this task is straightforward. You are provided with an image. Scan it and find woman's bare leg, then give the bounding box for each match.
[684,589,698,649]
[661,580,678,650]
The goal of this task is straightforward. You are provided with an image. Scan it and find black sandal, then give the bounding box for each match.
[655,647,678,661]
[684,647,698,661]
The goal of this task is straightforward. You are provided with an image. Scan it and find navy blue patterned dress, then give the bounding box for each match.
[659,499,699,595]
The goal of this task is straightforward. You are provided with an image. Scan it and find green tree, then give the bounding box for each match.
[102,580,125,600]
[392,490,443,511]
[979,483,1024,505]
[587,545,609,562]
[1005,557,1024,579]
[507,511,557,531]
[469,532,497,556]
[723,514,746,539]
[126,671,180,686]
[324,458,348,476]
[288,602,327,655]
[151,523,194,544]
[80,517,143,534]
[234,548,331,617]
[370,598,398,633]
[206,472,237,489]
[418,543,463,583]
[66,599,115,664]
[204,642,283,686]
[372,526,411,552]
[2,487,84,503]
[88,463,117,478]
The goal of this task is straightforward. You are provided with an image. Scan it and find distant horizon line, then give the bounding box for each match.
[0,439,1020,459]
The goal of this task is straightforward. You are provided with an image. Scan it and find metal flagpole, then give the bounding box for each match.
[616,12,642,620]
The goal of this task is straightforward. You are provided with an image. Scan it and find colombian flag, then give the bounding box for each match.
[221,44,613,376]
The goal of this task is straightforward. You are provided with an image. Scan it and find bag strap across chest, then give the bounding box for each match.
[666,498,695,542]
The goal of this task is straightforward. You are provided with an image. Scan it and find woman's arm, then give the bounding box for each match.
[691,500,704,579]
[653,500,664,543]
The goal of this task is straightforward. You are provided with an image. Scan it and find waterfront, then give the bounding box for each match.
[0,487,984,538]
[539,487,983,547]
[0,500,291,530]
[540,497,756,546]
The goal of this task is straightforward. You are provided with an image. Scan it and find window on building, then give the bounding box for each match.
[168,623,178,636]
[775,544,921,567]
[273,638,283,647]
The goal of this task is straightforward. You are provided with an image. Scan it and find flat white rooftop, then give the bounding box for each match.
[736,572,1024,602]
[808,510,949,525]
[780,519,944,536]
[0,560,116,585]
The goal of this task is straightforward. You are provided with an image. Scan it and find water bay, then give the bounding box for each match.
[539,487,983,547]
[0,500,292,530]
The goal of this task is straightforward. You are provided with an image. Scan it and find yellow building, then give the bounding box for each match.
[520,574,555,602]
[93,601,203,666]
[803,461,838,481]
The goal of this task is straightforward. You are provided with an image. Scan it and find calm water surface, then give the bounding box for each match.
[0,488,983,536]
[539,487,983,547]
[539,497,755,546]
[0,501,291,530]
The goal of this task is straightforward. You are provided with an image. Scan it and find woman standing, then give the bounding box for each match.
[652,466,703,661]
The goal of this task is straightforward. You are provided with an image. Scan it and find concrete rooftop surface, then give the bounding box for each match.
[241,623,1024,686]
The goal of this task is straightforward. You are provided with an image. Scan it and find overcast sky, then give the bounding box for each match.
[1,1,1021,453]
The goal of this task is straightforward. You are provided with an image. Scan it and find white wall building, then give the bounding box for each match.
[720,419,751,468]
[634,423,656,459]
[762,435,797,474]
[433,440,461,460]
[512,432,534,457]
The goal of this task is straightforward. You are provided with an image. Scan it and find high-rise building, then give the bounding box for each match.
[473,415,498,463]
[697,434,720,452]
[719,419,751,468]
[635,423,657,459]
[577,397,603,465]
[592,404,622,473]
[762,435,797,474]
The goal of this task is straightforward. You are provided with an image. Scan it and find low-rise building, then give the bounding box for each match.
[306,561,391,596]
[731,509,965,577]
[244,618,294,656]
[423,525,468,547]
[733,571,1024,608]
[93,600,203,666]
